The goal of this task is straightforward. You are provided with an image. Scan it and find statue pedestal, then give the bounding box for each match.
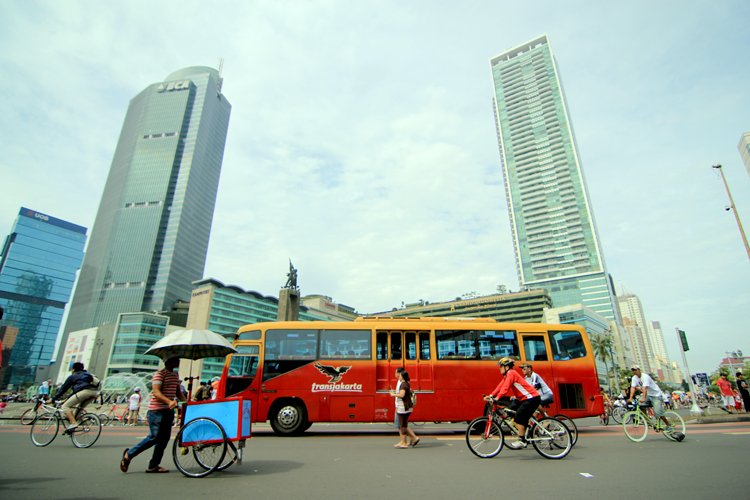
[278,288,300,321]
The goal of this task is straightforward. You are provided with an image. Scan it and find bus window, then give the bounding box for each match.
[523,335,548,361]
[437,329,518,360]
[377,331,388,360]
[550,330,586,360]
[391,333,402,360]
[405,332,417,360]
[320,329,371,359]
[263,330,318,382]
[238,329,261,341]
[418,332,431,360]
[436,330,477,359]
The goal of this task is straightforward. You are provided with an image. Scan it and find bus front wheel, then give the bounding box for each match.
[270,401,307,435]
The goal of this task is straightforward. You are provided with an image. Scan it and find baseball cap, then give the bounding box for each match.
[630,365,641,371]
[134,387,141,392]
[519,362,532,368]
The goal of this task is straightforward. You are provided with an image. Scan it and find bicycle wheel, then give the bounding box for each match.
[173,417,228,478]
[97,413,111,426]
[30,412,59,447]
[530,417,571,459]
[215,441,239,471]
[623,411,648,442]
[70,414,102,448]
[612,406,626,424]
[553,414,578,446]
[497,419,522,450]
[21,408,38,425]
[465,417,504,458]
[662,410,686,441]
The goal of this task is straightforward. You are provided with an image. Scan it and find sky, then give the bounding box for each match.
[1,1,748,376]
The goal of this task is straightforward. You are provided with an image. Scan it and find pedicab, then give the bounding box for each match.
[145,329,252,478]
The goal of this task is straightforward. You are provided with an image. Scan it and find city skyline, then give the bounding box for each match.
[1,2,748,375]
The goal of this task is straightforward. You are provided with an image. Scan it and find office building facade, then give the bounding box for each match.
[373,290,552,323]
[739,132,750,177]
[57,67,231,378]
[0,208,86,386]
[490,36,618,321]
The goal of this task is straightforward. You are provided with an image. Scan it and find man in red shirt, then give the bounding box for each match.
[485,357,541,448]
[120,357,185,473]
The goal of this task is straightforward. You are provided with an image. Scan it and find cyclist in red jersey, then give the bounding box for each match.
[484,357,541,448]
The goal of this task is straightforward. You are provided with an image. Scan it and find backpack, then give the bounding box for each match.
[410,390,417,407]
[89,374,101,389]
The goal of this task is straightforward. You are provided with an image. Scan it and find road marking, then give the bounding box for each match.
[580,473,594,478]
[725,431,750,435]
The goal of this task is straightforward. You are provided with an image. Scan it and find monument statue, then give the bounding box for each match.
[284,260,299,290]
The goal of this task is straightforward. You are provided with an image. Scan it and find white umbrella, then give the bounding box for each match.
[145,329,237,360]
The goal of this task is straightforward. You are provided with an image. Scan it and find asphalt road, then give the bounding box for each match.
[0,418,747,500]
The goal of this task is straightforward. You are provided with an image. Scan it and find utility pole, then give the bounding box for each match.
[713,164,750,261]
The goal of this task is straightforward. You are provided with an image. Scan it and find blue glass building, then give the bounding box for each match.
[0,208,86,386]
[56,67,231,380]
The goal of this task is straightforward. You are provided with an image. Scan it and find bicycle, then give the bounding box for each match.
[96,404,132,426]
[20,395,47,425]
[30,400,102,448]
[622,400,686,442]
[465,399,572,460]
[599,403,611,426]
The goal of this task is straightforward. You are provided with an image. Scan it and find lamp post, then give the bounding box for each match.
[712,164,750,262]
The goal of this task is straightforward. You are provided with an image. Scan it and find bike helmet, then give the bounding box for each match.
[498,357,515,367]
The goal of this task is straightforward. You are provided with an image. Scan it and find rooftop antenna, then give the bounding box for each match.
[217,57,224,93]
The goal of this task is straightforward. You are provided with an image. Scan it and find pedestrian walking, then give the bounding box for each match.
[389,368,418,448]
[736,372,750,413]
[120,357,185,473]
[127,388,141,426]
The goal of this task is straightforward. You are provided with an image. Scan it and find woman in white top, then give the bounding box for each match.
[127,388,141,426]
[390,368,419,449]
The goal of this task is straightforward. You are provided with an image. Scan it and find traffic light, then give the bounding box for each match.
[678,329,689,351]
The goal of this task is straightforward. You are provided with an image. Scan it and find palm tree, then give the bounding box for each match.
[591,334,615,393]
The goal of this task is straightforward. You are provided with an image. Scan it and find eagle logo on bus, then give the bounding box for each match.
[313,363,352,383]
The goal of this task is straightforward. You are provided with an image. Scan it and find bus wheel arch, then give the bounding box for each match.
[269,398,308,435]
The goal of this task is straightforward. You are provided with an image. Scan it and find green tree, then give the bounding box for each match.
[591,334,615,392]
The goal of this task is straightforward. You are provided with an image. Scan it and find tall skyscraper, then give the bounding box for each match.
[56,66,231,377]
[0,208,86,386]
[490,35,618,321]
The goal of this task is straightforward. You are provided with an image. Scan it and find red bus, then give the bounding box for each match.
[217,317,603,435]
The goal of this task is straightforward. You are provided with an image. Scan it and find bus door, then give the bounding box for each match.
[376,330,401,392]
[519,333,553,403]
[404,330,433,392]
[223,344,262,422]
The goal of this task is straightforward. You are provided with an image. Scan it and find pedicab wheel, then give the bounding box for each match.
[173,417,228,478]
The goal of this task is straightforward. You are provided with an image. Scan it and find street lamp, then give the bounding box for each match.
[712,164,750,262]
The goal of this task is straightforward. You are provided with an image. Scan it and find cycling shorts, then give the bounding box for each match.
[514,395,541,427]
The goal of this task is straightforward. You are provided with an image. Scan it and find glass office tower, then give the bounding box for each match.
[0,208,86,386]
[490,36,618,321]
[57,67,231,376]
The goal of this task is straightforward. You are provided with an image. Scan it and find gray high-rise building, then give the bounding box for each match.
[55,66,231,375]
[490,35,618,321]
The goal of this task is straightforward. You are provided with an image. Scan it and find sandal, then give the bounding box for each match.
[120,449,130,473]
[393,444,409,449]
[145,466,170,473]
[410,438,420,447]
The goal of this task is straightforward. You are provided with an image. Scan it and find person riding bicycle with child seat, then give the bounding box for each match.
[485,357,541,449]
[51,362,100,432]
[628,365,670,429]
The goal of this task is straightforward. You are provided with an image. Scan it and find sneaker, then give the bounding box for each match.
[507,439,528,449]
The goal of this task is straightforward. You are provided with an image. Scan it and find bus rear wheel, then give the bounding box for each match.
[270,402,307,435]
